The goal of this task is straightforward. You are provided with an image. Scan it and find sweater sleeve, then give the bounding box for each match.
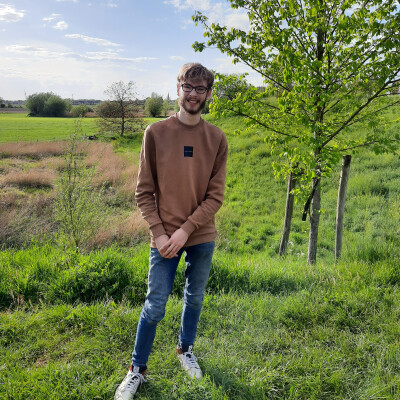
[180,132,228,236]
[135,126,167,238]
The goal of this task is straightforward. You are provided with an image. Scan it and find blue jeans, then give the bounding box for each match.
[131,241,215,368]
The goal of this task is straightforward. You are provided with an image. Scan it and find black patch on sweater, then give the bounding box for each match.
[184,146,193,157]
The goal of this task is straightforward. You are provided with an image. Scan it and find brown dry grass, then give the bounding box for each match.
[1,169,57,188]
[0,139,143,248]
[0,189,27,208]
[85,142,126,187]
[0,193,56,247]
[0,141,67,159]
[118,163,138,203]
[90,209,148,249]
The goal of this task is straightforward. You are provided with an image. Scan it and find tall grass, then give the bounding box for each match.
[0,139,145,248]
[1,113,400,399]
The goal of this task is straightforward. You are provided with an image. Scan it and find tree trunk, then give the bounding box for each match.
[279,170,297,256]
[121,115,125,136]
[335,155,352,260]
[306,18,325,264]
[307,181,321,264]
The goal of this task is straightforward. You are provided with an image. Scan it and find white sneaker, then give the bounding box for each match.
[114,366,146,400]
[177,345,203,379]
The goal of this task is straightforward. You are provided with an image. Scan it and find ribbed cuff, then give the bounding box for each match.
[180,219,197,236]
[150,223,166,238]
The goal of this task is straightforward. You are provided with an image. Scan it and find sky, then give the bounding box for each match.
[0,0,262,101]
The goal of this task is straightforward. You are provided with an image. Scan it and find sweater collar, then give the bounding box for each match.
[173,113,204,130]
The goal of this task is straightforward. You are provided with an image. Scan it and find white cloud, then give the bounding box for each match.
[56,0,78,3]
[107,2,117,7]
[1,41,161,100]
[5,44,157,63]
[83,51,157,62]
[224,12,249,31]
[53,21,68,30]
[164,0,212,12]
[6,44,72,58]
[170,55,185,61]
[0,3,25,22]
[43,13,61,22]
[66,33,121,47]
[165,0,248,31]
[181,18,193,30]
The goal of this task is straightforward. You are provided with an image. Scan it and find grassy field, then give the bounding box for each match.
[0,114,160,143]
[1,111,400,399]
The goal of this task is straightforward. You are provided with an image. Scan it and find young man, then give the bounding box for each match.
[115,63,228,400]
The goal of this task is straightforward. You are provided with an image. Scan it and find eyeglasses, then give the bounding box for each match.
[181,83,209,94]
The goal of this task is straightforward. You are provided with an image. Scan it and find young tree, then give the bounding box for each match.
[145,93,163,117]
[54,121,105,253]
[193,0,400,263]
[97,81,144,137]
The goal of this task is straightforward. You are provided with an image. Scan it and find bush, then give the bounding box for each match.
[26,92,69,117]
[43,95,68,117]
[71,104,89,118]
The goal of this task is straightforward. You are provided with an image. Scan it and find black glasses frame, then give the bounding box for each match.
[181,83,209,94]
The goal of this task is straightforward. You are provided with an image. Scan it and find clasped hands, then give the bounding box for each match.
[155,228,189,259]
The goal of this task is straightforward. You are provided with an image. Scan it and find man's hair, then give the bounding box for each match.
[177,63,214,88]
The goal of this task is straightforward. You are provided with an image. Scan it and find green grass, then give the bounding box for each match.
[1,112,400,399]
[1,246,399,399]
[0,114,99,142]
[0,114,161,143]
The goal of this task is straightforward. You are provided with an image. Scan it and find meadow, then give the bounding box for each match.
[0,111,399,399]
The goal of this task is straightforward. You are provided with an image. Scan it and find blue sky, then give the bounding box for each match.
[0,0,260,100]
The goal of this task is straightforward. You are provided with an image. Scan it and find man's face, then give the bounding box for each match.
[177,78,212,115]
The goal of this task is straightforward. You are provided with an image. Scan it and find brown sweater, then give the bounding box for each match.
[135,113,228,248]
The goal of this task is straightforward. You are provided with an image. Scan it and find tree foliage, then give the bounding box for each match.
[97,81,144,137]
[162,99,171,116]
[193,0,400,263]
[71,104,90,118]
[145,93,163,117]
[26,92,69,117]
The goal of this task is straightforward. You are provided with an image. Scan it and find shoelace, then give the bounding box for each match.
[125,372,146,391]
[183,351,200,369]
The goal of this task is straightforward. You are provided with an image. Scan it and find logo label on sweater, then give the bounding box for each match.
[184,146,193,157]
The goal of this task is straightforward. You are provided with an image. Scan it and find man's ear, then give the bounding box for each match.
[206,88,212,100]
[177,83,180,96]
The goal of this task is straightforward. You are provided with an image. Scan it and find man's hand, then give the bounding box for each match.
[155,234,170,256]
[159,228,188,259]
